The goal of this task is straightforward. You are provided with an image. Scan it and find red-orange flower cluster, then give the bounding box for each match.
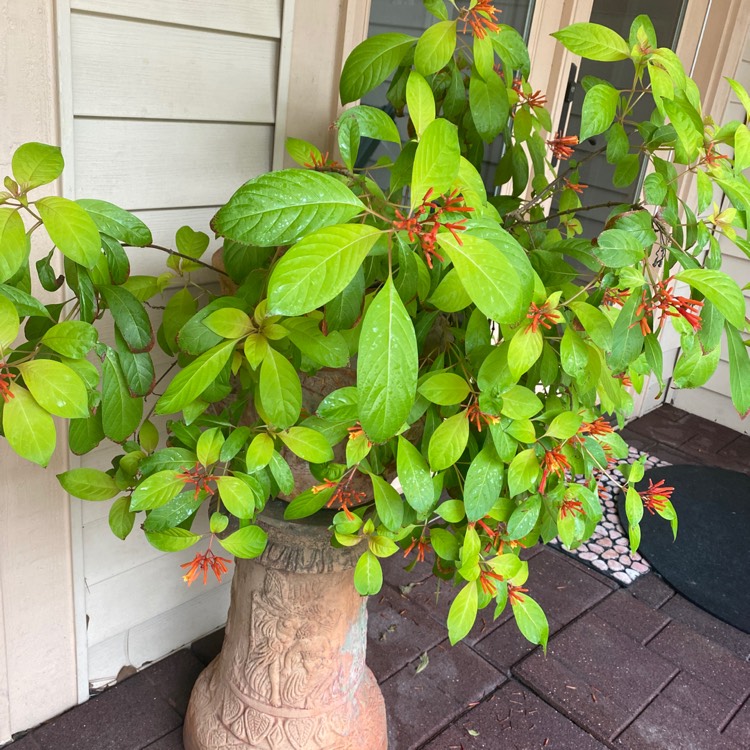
[303,150,345,171]
[0,365,15,403]
[602,288,631,308]
[466,402,500,432]
[636,277,703,335]
[527,302,559,333]
[393,189,474,269]
[314,477,367,521]
[539,448,570,493]
[479,568,505,595]
[404,535,430,563]
[639,478,674,514]
[461,1,501,39]
[508,583,529,605]
[579,417,614,437]
[703,141,729,169]
[547,132,579,160]
[559,496,584,519]
[181,548,232,586]
[563,177,587,193]
[177,463,218,501]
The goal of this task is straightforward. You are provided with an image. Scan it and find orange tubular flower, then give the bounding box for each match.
[522,89,548,109]
[176,463,218,501]
[559,496,585,519]
[639,478,675,514]
[303,150,345,171]
[539,448,570,494]
[603,288,631,308]
[404,535,429,563]
[547,132,579,160]
[636,276,703,335]
[466,402,500,432]
[181,548,232,586]
[579,417,614,437]
[479,569,505,596]
[462,1,501,40]
[508,583,529,605]
[393,189,473,270]
[0,365,16,403]
[527,302,559,333]
[326,485,367,521]
[563,177,587,193]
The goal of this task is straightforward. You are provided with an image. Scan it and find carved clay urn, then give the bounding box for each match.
[182,498,388,750]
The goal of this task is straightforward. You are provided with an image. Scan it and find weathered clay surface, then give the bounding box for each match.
[183,502,387,750]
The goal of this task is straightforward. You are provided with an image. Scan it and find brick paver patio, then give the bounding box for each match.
[6,406,750,749]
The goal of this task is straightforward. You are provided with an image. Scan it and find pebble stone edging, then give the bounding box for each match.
[550,447,670,585]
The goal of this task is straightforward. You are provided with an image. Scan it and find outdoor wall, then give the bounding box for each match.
[0,0,79,742]
[671,9,750,433]
[56,0,285,689]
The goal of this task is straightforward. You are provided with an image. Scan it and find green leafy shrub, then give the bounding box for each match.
[1,3,748,647]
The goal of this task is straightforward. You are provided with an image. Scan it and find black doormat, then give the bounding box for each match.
[617,464,750,634]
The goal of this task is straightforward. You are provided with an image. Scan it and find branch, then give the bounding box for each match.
[127,243,230,277]
[518,201,641,226]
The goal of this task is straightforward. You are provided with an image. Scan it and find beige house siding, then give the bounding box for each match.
[0,0,80,742]
[56,0,285,689]
[1,0,370,738]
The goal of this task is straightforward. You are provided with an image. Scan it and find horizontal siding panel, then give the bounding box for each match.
[74,120,273,209]
[83,517,163,585]
[88,587,229,687]
[673,388,750,436]
[86,534,224,646]
[70,0,282,38]
[71,14,278,123]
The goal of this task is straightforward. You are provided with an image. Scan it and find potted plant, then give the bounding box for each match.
[1,2,749,748]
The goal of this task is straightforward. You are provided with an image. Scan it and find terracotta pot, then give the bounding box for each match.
[183,500,387,750]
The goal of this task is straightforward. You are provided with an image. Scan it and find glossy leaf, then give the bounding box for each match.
[428,411,469,471]
[358,278,418,442]
[17,360,88,419]
[12,142,64,189]
[146,527,202,553]
[580,84,619,141]
[212,170,364,248]
[353,550,383,595]
[415,20,456,76]
[406,71,435,137]
[371,473,404,532]
[78,199,152,246]
[41,321,98,359]
[259,346,302,429]
[268,224,379,315]
[677,269,746,330]
[2,385,56,466]
[130,470,184,511]
[109,496,136,540]
[511,593,549,650]
[278,426,333,464]
[156,339,236,415]
[36,196,101,268]
[412,118,460,210]
[464,442,505,522]
[216,476,255,519]
[419,372,470,405]
[340,33,416,104]
[438,232,529,324]
[447,581,478,645]
[101,349,143,442]
[0,208,30,283]
[552,23,630,61]
[58,468,119,501]
[397,436,434,516]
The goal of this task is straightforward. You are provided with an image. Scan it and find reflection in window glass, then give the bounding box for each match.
[361,0,536,190]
